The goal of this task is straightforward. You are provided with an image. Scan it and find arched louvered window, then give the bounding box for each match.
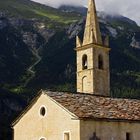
[82,54,88,70]
[40,138,46,140]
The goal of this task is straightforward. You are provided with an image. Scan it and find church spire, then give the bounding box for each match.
[75,0,110,96]
[83,0,102,45]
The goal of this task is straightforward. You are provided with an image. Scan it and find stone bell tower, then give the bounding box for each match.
[75,0,111,96]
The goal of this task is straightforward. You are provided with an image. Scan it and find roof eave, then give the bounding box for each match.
[78,117,140,123]
[11,89,44,128]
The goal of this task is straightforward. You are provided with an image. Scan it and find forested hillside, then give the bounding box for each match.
[0,1,140,139]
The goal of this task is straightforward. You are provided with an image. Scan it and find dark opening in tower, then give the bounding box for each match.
[98,55,104,70]
[82,54,88,70]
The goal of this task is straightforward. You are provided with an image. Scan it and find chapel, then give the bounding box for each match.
[11,0,140,140]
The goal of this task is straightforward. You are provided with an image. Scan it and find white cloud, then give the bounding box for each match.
[32,0,140,25]
[96,0,140,25]
[32,0,87,8]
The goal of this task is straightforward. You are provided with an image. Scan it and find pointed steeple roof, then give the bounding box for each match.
[83,0,102,45]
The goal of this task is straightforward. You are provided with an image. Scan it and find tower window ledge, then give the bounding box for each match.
[97,69,105,72]
[77,68,93,73]
[83,69,89,71]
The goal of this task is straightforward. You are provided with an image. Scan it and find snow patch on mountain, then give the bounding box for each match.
[106,26,118,37]
[130,36,140,49]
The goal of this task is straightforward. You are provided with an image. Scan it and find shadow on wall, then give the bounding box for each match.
[89,132,100,140]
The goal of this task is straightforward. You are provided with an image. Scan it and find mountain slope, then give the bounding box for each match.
[0,0,81,25]
[0,0,82,94]
[31,17,140,98]
[59,5,87,15]
[0,1,140,139]
[0,1,139,98]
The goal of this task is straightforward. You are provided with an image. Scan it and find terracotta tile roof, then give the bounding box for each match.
[46,91,140,121]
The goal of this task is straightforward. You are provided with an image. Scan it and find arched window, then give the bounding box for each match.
[40,138,45,140]
[82,54,88,70]
[82,76,88,93]
[98,55,104,70]
[40,138,46,140]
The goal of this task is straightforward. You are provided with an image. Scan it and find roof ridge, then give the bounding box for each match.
[44,90,140,101]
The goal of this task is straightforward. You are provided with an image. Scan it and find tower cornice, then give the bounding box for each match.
[75,43,111,51]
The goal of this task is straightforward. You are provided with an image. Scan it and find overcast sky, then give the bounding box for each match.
[32,0,140,25]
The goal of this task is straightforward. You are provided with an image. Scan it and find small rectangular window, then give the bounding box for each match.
[64,132,70,140]
[126,132,131,140]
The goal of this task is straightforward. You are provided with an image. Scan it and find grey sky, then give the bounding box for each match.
[32,0,140,25]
